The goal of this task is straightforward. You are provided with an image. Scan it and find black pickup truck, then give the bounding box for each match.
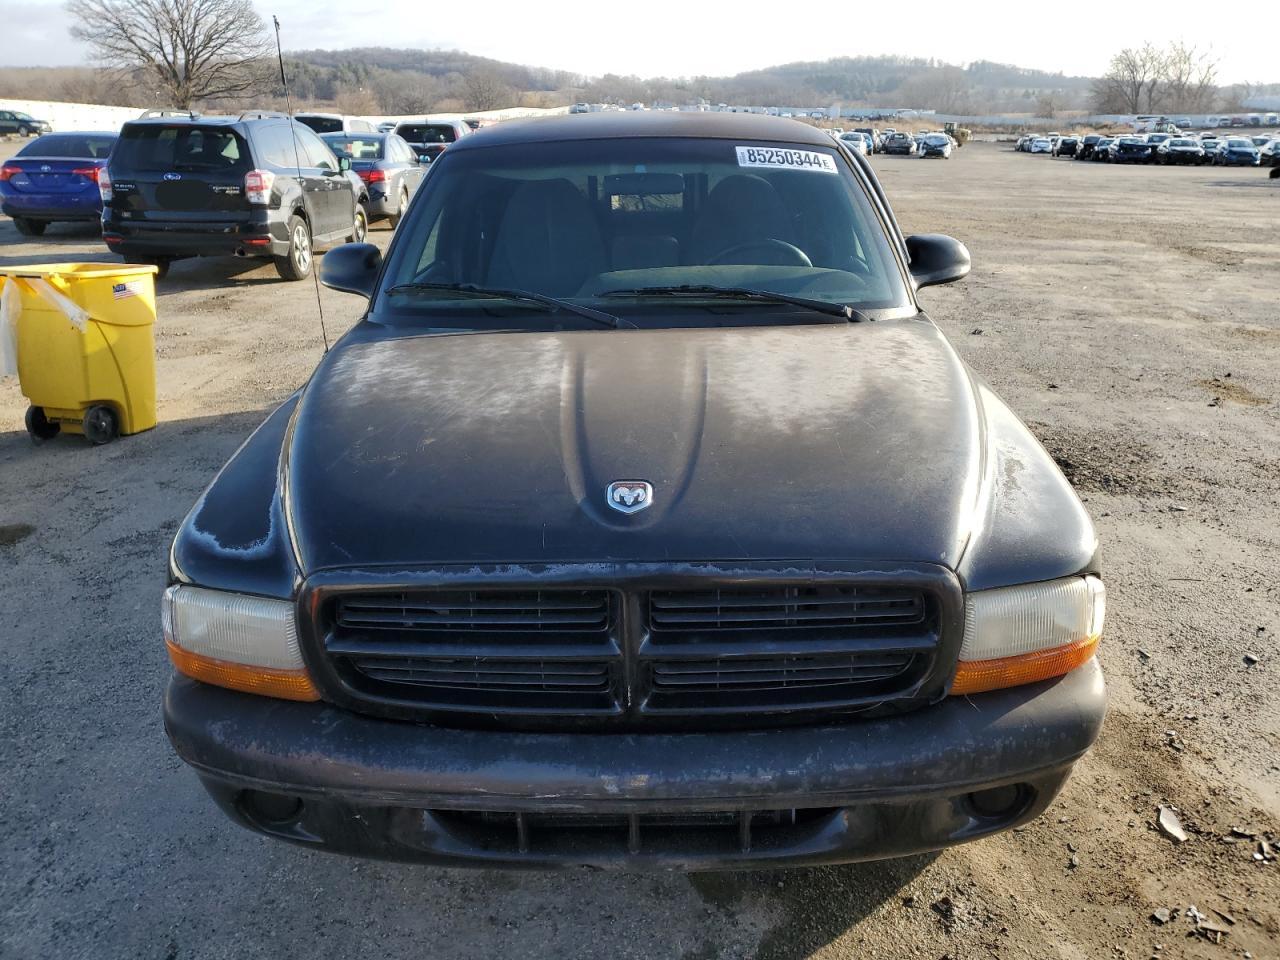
[162,113,1106,870]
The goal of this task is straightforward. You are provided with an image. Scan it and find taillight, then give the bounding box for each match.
[98,167,112,203]
[357,168,386,184]
[73,166,100,183]
[0,165,19,182]
[244,169,276,205]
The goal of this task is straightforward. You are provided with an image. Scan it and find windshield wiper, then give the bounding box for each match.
[383,282,627,329]
[598,285,869,321]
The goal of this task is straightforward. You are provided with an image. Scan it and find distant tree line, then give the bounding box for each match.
[2,6,1273,119]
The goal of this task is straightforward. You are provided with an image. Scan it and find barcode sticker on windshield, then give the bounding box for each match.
[735,146,838,174]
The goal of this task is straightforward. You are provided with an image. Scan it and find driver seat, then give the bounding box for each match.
[487,179,606,295]
[687,174,796,264]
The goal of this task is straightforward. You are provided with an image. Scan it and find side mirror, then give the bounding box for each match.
[338,155,351,173]
[905,234,970,289]
[321,242,382,298]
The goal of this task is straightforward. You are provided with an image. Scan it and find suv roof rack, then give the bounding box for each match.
[137,109,199,119]
[238,111,288,121]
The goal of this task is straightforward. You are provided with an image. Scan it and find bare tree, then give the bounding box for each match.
[1036,92,1064,120]
[65,0,273,108]
[1162,43,1217,113]
[462,71,515,112]
[1092,43,1166,114]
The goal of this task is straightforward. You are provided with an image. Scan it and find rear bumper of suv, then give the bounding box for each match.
[2,193,101,221]
[101,215,290,258]
[164,658,1105,870]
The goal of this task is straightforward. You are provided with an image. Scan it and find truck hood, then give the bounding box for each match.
[285,319,985,572]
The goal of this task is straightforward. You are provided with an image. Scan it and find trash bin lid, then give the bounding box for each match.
[0,262,159,280]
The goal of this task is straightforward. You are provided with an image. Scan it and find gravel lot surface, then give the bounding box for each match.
[1,140,1277,960]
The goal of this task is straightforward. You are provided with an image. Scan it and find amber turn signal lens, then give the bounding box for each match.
[166,638,320,702]
[950,635,1099,697]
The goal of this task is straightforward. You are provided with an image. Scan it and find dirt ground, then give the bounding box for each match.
[0,140,1277,960]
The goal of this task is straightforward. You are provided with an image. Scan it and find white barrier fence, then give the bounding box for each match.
[0,99,147,133]
[0,98,569,135]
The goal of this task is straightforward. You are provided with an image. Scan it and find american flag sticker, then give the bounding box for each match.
[112,281,141,301]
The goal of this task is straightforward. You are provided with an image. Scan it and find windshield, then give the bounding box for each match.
[17,134,115,158]
[323,135,384,160]
[376,137,911,327]
[113,125,248,172]
[396,124,457,144]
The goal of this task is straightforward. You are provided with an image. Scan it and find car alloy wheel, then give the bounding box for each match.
[349,204,368,243]
[293,222,311,272]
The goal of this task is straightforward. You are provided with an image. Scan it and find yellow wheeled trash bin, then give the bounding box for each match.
[0,262,158,445]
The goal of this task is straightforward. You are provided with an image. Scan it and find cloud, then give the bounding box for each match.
[0,0,88,66]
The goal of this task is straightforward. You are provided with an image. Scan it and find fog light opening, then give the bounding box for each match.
[241,790,304,827]
[965,783,1030,820]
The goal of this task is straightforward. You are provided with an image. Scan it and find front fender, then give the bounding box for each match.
[169,395,301,599]
[958,382,1099,591]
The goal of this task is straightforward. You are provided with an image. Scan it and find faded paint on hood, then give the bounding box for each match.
[285,319,985,571]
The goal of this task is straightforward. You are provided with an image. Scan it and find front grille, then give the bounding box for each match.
[328,589,619,714]
[316,577,946,725]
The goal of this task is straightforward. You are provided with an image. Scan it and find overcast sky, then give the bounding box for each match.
[0,0,1267,85]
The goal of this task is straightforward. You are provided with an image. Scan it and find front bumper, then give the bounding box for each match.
[164,659,1106,870]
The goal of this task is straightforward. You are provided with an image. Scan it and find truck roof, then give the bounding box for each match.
[452,112,835,151]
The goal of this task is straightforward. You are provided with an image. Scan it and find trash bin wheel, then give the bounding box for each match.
[82,405,119,445]
[24,406,60,443]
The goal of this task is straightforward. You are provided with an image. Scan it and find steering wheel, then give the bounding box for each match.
[707,238,813,267]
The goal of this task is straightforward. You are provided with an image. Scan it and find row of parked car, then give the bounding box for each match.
[1015,130,1280,167]
[830,127,959,158]
[0,111,470,280]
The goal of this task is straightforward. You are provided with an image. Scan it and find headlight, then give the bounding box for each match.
[162,585,319,701]
[951,576,1104,696]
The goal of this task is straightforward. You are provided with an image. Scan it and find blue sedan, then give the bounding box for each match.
[0,131,117,236]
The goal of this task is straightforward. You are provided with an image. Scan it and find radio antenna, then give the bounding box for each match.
[273,14,330,352]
